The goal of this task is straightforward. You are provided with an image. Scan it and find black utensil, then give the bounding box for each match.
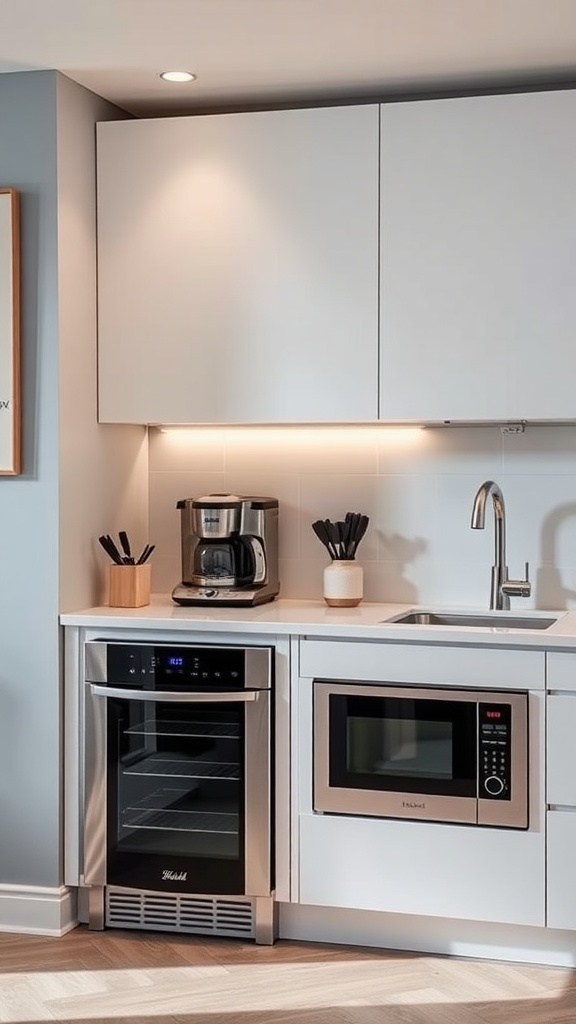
[348,512,361,556]
[343,514,355,559]
[312,520,337,560]
[98,534,124,565]
[335,521,348,559]
[313,515,369,560]
[118,530,134,564]
[312,520,329,548]
[327,520,342,559]
[354,514,369,548]
[136,543,155,565]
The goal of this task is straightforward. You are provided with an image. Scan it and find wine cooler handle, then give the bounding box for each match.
[88,684,260,702]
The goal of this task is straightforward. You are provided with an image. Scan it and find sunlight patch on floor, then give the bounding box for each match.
[0,958,567,1022]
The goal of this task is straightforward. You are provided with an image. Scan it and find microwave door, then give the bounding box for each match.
[314,683,479,825]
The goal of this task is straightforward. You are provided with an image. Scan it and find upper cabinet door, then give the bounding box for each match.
[97,106,379,424]
[380,90,576,422]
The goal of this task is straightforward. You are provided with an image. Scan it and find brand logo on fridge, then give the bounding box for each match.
[402,800,426,809]
[162,870,188,881]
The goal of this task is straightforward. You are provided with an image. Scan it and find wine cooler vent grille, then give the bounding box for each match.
[106,887,254,938]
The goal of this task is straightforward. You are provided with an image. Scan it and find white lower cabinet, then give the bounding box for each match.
[295,644,546,930]
[547,811,576,930]
[546,688,576,929]
[547,693,576,806]
[299,813,545,927]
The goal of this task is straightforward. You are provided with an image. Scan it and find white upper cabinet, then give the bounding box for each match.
[97,105,379,424]
[380,90,576,422]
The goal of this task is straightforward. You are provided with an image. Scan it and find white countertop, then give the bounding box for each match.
[60,596,576,648]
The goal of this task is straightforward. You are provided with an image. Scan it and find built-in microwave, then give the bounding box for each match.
[313,682,528,829]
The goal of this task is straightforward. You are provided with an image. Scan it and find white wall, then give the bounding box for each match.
[148,423,576,611]
[56,74,148,613]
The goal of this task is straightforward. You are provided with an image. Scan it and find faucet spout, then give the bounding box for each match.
[470,480,509,610]
[470,480,531,610]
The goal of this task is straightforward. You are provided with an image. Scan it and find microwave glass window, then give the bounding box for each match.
[329,693,477,798]
[347,716,453,780]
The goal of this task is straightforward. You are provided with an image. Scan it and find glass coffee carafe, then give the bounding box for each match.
[192,536,257,588]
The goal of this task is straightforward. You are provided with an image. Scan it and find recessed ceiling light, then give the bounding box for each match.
[160,71,197,84]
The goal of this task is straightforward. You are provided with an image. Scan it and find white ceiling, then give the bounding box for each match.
[1,0,576,116]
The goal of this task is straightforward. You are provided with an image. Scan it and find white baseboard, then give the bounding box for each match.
[279,903,576,969]
[0,884,78,936]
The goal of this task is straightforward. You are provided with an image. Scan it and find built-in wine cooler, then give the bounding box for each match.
[82,641,276,944]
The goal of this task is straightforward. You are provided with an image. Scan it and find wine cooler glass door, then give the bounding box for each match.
[108,695,246,894]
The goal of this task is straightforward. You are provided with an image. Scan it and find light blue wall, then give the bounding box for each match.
[0,71,145,892]
[0,71,61,885]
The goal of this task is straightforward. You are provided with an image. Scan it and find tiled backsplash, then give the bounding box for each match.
[149,424,576,610]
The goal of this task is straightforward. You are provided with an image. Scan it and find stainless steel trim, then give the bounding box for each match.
[245,646,272,689]
[314,681,528,828]
[83,686,107,887]
[88,885,105,930]
[82,641,274,905]
[85,642,108,683]
[88,684,260,703]
[192,503,241,539]
[254,895,278,945]
[245,689,271,897]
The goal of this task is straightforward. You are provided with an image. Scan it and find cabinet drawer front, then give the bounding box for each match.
[547,810,576,930]
[547,694,576,805]
[299,813,544,927]
[299,640,544,690]
[547,652,576,692]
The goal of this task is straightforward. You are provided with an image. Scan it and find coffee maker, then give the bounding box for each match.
[171,494,280,607]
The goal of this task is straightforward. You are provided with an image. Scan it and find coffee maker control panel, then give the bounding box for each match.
[171,582,278,607]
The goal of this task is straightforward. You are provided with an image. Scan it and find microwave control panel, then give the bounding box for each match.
[478,703,511,800]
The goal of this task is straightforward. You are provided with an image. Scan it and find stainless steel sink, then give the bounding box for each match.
[385,610,558,630]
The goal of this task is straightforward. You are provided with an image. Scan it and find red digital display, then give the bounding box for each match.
[486,711,502,719]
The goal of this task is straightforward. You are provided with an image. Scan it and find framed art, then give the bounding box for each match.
[0,188,20,475]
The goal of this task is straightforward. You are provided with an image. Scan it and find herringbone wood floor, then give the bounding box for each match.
[0,926,575,1024]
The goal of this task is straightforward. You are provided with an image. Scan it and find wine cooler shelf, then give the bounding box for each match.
[124,755,240,781]
[122,789,240,835]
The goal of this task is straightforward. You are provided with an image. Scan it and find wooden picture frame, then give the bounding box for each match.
[0,188,20,475]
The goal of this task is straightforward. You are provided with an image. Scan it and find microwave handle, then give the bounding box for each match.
[88,684,259,702]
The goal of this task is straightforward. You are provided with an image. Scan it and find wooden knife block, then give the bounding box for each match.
[108,564,151,607]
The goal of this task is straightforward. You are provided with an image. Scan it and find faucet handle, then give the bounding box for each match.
[501,561,531,599]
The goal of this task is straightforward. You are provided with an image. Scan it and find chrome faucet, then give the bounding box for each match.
[470,480,531,610]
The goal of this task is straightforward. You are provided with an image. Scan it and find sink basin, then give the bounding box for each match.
[385,610,558,630]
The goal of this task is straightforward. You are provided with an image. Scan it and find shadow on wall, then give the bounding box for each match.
[537,503,576,609]
[374,533,427,604]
